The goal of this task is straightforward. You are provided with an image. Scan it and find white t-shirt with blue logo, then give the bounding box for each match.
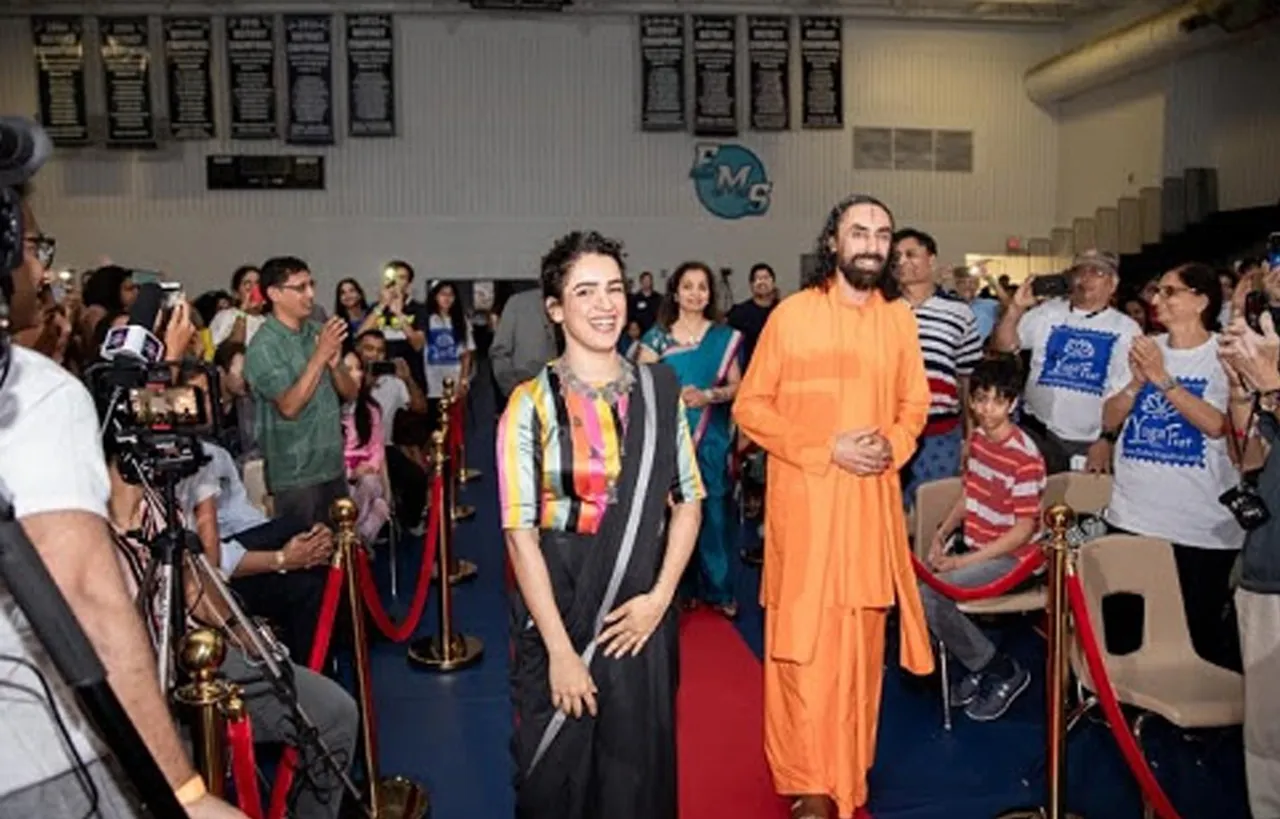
[1103,334,1244,551]
[424,313,476,398]
[1018,299,1142,443]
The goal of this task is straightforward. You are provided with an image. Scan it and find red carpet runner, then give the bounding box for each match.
[676,609,873,819]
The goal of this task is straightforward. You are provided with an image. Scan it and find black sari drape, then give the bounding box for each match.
[510,363,684,819]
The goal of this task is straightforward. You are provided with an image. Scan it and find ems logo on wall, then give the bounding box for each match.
[690,143,772,220]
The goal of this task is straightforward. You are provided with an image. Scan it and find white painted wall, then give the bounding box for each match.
[1053,6,1280,228]
[1054,68,1166,226]
[0,14,1060,299]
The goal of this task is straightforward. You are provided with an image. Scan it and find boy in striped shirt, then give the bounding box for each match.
[919,354,1046,722]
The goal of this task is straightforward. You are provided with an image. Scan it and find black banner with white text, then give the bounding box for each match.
[747,16,790,132]
[638,15,685,132]
[799,17,842,129]
[346,14,396,137]
[31,15,89,146]
[691,15,738,137]
[99,16,156,147]
[226,15,278,140]
[284,14,335,146]
[164,17,215,140]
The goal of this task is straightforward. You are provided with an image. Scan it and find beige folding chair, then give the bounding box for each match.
[912,476,1046,730]
[1069,534,1243,814]
[1044,471,1112,514]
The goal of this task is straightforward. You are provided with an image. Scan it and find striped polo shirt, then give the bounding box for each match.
[912,293,983,436]
[964,425,1047,556]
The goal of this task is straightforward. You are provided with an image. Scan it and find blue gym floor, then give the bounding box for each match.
[361,376,1250,819]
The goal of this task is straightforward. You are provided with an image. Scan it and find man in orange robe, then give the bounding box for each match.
[733,194,935,819]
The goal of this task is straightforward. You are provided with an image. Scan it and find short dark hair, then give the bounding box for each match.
[387,259,415,282]
[230,265,258,292]
[970,354,1023,402]
[539,231,626,303]
[893,228,937,257]
[259,256,310,292]
[749,262,776,281]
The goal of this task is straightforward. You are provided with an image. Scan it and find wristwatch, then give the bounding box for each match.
[1099,429,1118,444]
[1155,376,1179,393]
[274,550,288,574]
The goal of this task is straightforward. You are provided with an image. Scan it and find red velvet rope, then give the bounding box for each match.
[354,474,443,642]
[449,398,464,457]
[910,547,1045,601]
[1065,572,1182,819]
[226,715,263,819]
[266,563,347,819]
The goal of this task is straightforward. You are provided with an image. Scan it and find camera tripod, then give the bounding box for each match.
[124,448,371,818]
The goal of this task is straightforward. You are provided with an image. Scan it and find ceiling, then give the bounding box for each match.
[0,0,1141,24]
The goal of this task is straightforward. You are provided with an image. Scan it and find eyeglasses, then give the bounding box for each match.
[1155,285,1194,299]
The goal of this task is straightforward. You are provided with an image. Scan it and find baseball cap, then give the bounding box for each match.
[1070,250,1119,276]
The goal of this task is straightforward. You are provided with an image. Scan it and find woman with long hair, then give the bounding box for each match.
[638,262,743,618]
[425,280,475,418]
[341,351,391,544]
[498,231,704,819]
[334,277,370,338]
[1101,262,1243,671]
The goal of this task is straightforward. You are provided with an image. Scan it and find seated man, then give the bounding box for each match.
[180,439,335,662]
[103,438,357,819]
[919,354,1046,722]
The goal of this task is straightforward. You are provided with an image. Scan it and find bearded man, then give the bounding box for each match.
[733,194,934,819]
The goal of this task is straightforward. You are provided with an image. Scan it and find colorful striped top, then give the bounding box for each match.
[496,361,705,534]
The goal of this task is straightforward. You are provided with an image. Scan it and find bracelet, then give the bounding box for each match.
[175,774,206,806]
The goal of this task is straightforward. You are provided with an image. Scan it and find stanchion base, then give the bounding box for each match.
[447,559,478,585]
[407,634,485,672]
[994,808,1083,818]
[458,468,482,484]
[452,504,476,522]
[376,775,431,819]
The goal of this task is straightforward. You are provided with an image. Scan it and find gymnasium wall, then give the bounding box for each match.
[0,12,1060,298]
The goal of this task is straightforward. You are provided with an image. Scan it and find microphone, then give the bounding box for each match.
[99,282,165,364]
[0,117,52,189]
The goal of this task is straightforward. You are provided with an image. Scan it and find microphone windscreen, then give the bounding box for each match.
[128,282,164,331]
[0,117,51,188]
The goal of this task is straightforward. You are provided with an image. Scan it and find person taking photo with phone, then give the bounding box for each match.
[992,250,1142,474]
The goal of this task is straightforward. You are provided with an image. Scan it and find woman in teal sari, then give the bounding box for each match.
[639,262,743,617]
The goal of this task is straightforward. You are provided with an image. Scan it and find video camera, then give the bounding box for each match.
[86,356,222,487]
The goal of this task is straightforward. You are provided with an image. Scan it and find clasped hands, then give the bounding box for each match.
[831,427,892,476]
[548,591,668,720]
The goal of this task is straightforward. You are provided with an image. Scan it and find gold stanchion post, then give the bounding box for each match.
[438,380,478,585]
[331,499,431,819]
[173,628,231,797]
[997,504,1083,819]
[407,431,485,672]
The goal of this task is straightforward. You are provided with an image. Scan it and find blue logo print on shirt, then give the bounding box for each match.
[427,325,459,367]
[1036,325,1120,396]
[1120,379,1209,468]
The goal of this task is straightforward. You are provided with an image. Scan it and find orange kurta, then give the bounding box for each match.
[732,284,935,818]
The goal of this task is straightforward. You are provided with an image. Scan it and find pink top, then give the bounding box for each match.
[343,402,386,477]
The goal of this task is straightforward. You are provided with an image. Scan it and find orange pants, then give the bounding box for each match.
[763,607,888,819]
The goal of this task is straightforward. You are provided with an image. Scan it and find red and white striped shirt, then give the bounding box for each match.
[964,425,1046,555]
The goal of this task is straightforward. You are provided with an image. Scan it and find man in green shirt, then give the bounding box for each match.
[244,256,358,527]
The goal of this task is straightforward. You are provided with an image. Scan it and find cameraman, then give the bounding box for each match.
[0,190,244,816]
[1221,310,1280,817]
